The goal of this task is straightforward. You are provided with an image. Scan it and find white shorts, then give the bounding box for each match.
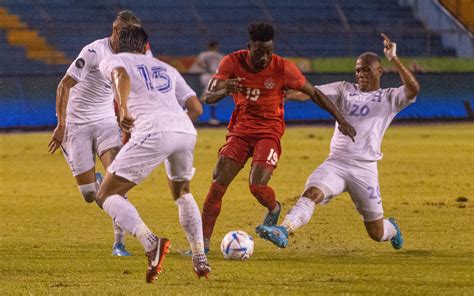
[108,132,196,184]
[61,117,122,176]
[305,157,383,222]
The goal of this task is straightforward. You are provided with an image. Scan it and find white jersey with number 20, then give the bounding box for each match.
[317,81,416,161]
[99,53,197,137]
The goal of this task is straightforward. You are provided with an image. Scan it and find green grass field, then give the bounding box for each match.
[1,124,473,295]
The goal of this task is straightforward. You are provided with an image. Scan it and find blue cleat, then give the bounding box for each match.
[255,224,289,248]
[95,172,103,185]
[388,217,404,250]
[182,247,209,257]
[263,201,281,226]
[112,242,132,256]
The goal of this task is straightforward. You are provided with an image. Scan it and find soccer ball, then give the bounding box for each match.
[220,230,254,260]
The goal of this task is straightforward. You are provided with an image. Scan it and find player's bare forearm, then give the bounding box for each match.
[205,89,227,104]
[300,82,345,123]
[55,75,77,127]
[391,57,420,99]
[185,96,203,121]
[111,67,134,132]
[111,67,131,118]
[312,89,346,123]
[382,33,420,100]
[205,77,244,104]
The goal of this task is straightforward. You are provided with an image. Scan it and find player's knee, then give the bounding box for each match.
[78,183,97,203]
[302,187,324,204]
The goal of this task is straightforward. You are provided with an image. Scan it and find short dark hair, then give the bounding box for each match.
[248,23,274,42]
[208,40,219,48]
[357,52,381,65]
[117,25,148,53]
[116,10,141,25]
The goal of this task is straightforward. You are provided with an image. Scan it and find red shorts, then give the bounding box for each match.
[218,134,281,170]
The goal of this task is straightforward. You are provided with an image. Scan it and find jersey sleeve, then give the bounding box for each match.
[212,55,233,80]
[283,60,307,90]
[174,69,197,108]
[316,81,345,103]
[98,55,128,83]
[387,86,416,112]
[66,45,99,83]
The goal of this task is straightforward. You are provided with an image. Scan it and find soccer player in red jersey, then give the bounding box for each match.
[200,23,356,253]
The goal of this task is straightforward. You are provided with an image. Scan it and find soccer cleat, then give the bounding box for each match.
[388,217,404,250]
[192,254,211,279]
[112,242,132,256]
[182,247,209,257]
[263,201,281,226]
[145,237,171,284]
[95,172,103,185]
[255,225,289,248]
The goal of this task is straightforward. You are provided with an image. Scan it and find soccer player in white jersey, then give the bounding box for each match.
[256,33,420,250]
[196,40,224,125]
[96,25,210,282]
[48,11,146,257]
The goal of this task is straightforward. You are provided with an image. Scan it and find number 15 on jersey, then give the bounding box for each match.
[136,64,172,93]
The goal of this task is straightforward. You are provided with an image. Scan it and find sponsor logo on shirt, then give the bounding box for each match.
[264,78,275,89]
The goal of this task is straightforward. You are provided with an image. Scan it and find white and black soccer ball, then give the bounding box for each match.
[221,230,254,260]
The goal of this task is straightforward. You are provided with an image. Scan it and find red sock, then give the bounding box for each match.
[202,182,227,240]
[249,184,277,210]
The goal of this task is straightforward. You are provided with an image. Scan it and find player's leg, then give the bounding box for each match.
[96,119,130,256]
[96,134,171,283]
[202,156,242,249]
[346,161,403,249]
[256,158,346,248]
[165,133,210,278]
[61,123,99,203]
[201,136,249,250]
[249,137,283,226]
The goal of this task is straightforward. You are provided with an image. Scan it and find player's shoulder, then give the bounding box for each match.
[83,37,110,52]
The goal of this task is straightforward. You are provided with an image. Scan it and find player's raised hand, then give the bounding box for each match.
[48,125,65,154]
[224,77,244,95]
[338,120,356,142]
[381,33,397,61]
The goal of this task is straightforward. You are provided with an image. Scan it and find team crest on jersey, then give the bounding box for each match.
[264,78,275,89]
[75,58,85,69]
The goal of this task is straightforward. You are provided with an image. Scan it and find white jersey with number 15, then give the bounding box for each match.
[99,53,197,137]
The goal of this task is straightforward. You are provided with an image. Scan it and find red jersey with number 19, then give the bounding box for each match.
[213,50,306,139]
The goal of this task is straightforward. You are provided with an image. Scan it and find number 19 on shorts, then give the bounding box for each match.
[266,148,278,166]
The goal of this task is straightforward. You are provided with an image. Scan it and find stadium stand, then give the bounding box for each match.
[0,0,455,66]
[439,0,474,32]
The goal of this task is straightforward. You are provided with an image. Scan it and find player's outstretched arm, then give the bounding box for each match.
[48,75,77,154]
[111,67,134,133]
[284,89,310,102]
[381,33,420,100]
[185,96,203,121]
[299,81,356,141]
[204,77,244,104]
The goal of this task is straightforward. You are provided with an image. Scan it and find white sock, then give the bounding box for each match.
[78,183,97,203]
[281,196,315,233]
[103,194,156,252]
[175,193,205,255]
[381,219,397,241]
[113,221,125,245]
